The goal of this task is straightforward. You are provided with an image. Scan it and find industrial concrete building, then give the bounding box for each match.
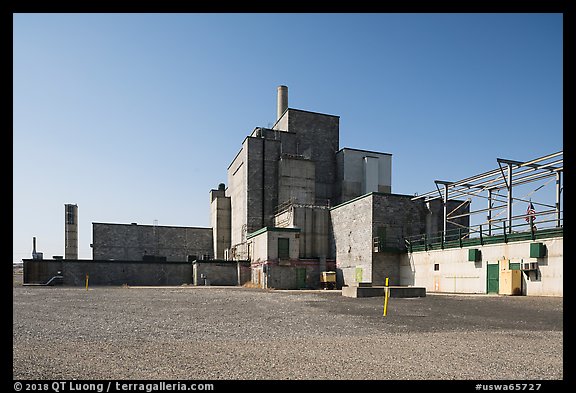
[54,85,459,289]
[211,86,463,289]
[23,86,562,296]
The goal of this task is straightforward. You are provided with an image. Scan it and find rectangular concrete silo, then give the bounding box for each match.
[65,204,78,259]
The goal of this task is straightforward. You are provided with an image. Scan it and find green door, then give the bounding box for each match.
[487,263,499,294]
[278,238,290,259]
[296,268,306,289]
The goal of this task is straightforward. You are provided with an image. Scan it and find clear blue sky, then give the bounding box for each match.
[13,13,563,262]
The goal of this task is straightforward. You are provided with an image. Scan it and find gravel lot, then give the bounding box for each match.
[13,283,563,380]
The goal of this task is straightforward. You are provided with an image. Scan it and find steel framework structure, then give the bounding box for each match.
[412,151,563,240]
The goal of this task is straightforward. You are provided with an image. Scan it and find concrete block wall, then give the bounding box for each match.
[278,157,316,205]
[372,193,429,249]
[330,194,373,286]
[372,252,402,286]
[92,223,213,262]
[193,260,250,286]
[273,109,339,204]
[23,259,192,286]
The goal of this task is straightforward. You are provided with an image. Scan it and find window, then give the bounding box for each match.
[434,263,440,271]
[278,238,290,259]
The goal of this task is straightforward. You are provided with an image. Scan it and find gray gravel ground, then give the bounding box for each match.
[13,284,563,380]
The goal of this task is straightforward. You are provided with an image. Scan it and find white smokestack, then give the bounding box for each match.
[277,85,288,121]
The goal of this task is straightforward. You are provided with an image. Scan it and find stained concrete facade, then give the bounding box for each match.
[92,222,213,262]
[273,204,331,259]
[400,237,563,296]
[278,156,316,205]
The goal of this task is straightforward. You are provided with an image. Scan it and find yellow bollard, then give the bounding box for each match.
[383,277,389,316]
[85,273,89,291]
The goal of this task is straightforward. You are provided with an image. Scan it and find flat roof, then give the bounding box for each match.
[330,192,416,211]
[246,226,301,239]
[271,107,340,129]
[92,222,211,230]
[337,147,392,156]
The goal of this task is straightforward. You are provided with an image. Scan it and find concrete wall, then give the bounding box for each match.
[92,223,213,262]
[228,140,248,249]
[278,156,315,205]
[246,137,282,233]
[23,259,192,286]
[193,260,250,286]
[372,252,402,286]
[273,109,339,204]
[210,188,231,259]
[292,206,331,259]
[336,148,392,204]
[400,237,563,296]
[330,192,430,287]
[372,193,429,249]
[288,110,339,204]
[229,135,284,253]
[330,194,373,286]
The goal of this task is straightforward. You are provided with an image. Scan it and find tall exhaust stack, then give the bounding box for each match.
[32,236,43,259]
[64,204,78,259]
[277,85,288,121]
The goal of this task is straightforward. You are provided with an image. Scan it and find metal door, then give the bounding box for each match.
[296,268,306,289]
[487,263,499,294]
[278,238,290,259]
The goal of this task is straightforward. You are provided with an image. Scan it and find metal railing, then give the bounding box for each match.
[405,212,563,253]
